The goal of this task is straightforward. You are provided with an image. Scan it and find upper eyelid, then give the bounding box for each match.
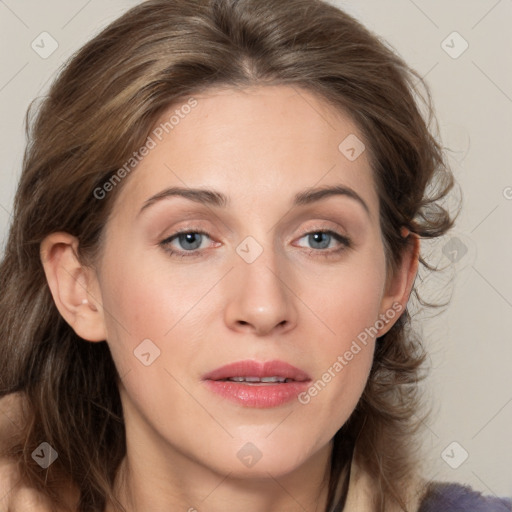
[161,224,348,240]
[162,217,350,238]
[161,228,212,245]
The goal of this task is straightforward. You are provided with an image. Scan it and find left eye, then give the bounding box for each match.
[162,231,212,253]
[295,230,348,251]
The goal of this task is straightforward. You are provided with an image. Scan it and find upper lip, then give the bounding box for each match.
[202,359,311,382]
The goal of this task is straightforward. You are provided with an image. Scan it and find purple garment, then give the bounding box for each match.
[418,481,512,512]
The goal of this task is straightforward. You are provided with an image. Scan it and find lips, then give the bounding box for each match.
[202,360,311,383]
[202,360,311,408]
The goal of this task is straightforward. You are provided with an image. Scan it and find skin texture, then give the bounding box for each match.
[40,85,419,512]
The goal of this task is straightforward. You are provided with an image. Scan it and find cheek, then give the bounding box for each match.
[299,253,385,412]
[313,258,386,345]
[101,250,191,329]
[98,251,218,371]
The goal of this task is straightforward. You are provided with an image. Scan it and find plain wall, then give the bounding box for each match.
[0,0,511,499]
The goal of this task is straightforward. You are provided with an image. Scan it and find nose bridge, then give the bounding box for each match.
[239,238,284,292]
[224,232,297,335]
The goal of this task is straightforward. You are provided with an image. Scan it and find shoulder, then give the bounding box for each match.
[417,480,512,512]
[0,456,55,512]
[0,393,55,511]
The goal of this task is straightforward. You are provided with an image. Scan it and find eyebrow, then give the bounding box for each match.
[138,184,370,217]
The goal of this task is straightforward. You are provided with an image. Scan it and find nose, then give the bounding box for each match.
[223,246,298,337]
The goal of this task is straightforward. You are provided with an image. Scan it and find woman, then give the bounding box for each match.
[0,0,510,511]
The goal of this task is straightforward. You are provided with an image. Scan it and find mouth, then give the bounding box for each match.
[202,359,311,383]
[202,360,311,408]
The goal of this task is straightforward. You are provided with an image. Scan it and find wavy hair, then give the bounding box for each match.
[0,0,456,510]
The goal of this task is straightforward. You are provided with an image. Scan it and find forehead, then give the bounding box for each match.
[109,85,378,221]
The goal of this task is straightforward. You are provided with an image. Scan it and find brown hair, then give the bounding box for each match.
[0,0,456,510]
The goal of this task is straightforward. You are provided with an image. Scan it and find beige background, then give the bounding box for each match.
[0,0,511,499]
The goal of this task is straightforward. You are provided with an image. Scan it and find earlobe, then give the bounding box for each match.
[40,232,106,342]
[377,230,420,336]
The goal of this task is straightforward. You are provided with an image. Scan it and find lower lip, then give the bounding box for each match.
[204,380,310,408]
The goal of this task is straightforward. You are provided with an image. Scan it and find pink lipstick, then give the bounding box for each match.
[202,360,311,408]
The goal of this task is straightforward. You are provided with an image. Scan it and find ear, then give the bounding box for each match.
[376,228,420,337]
[40,232,107,342]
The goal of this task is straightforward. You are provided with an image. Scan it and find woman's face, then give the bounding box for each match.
[85,85,410,479]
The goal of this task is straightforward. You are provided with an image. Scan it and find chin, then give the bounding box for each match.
[203,438,320,480]
[222,456,310,480]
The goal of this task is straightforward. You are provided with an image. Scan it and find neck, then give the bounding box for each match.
[109,440,333,512]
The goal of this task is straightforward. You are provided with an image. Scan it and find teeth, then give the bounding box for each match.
[227,376,288,383]
[261,376,286,383]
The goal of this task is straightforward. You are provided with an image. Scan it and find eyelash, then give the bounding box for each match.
[159,227,352,260]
